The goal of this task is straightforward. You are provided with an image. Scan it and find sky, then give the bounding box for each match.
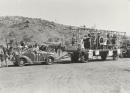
[0,0,130,35]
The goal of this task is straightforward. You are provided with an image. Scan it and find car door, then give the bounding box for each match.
[36,53,44,62]
[23,49,35,60]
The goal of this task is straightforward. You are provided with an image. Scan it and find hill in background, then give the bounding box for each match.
[0,16,76,45]
[0,16,128,46]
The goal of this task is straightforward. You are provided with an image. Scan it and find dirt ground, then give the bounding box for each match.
[0,58,130,93]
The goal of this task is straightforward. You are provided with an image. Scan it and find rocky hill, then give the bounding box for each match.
[0,16,76,45]
[0,16,128,46]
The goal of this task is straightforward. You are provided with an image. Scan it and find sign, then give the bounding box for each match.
[117,49,121,55]
[88,50,93,59]
[108,50,113,56]
[95,50,99,55]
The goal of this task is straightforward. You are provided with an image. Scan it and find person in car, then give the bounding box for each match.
[33,43,39,53]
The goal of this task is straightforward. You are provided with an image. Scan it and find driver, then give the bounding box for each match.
[83,34,91,49]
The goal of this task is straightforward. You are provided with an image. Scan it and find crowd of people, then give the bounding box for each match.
[72,32,118,50]
[0,45,10,67]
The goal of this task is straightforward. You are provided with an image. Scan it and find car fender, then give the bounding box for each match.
[20,56,33,64]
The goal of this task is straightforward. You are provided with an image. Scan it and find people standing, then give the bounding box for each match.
[83,34,91,49]
[0,46,4,67]
[2,46,8,67]
[0,45,8,67]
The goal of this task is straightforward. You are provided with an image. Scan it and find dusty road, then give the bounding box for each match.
[0,58,130,93]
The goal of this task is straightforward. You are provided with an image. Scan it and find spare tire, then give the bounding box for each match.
[46,56,54,65]
[18,58,26,67]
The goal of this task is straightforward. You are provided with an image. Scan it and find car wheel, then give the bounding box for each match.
[13,62,19,66]
[70,54,74,62]
[80,54,88,63]
[101,53,107,60]
[18,58,26,67]
[113,54,118,60]
[46,57,54,65]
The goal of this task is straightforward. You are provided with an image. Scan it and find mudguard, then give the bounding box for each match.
[19,56,33,64]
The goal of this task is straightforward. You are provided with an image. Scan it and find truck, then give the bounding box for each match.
[63,27,126,62]
[9,27,126,66]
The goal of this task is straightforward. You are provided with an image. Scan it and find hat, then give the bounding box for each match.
[88,34,91,37]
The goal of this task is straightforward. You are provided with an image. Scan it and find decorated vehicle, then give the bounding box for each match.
[63,27,126,62]
[12,47,55,66]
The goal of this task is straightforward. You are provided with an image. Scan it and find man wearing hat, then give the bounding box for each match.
[81,34,91,49]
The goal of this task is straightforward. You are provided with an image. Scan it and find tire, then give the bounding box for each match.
[101,52,107,60]
[13,61,19,66]
[122,53,126,58]
[119,54,123,58]
[113,54,118,60]
[101,56,106,60]
[80,52,88,63]
[46,57,54,65]
[113,55,118,60]
[80,55,88,63]
[71,54,75,62]
[113,51,118,60]
[18,58,26,67]
[127,51,130,58]
[71,52,79,63]
[12,57,18,66]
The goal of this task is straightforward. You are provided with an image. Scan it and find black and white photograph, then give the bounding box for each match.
[0,0,130,93]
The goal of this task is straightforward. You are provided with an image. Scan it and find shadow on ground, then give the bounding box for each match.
[6,58,117,68]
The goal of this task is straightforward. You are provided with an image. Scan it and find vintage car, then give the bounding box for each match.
[12,47,55,66]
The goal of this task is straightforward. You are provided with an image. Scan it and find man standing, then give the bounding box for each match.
[2,46,8,67]
[80,37,85,49]
[0,46,4,67]
[83,34,91,49]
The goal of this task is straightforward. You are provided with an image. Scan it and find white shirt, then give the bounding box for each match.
[80,39,84,49]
